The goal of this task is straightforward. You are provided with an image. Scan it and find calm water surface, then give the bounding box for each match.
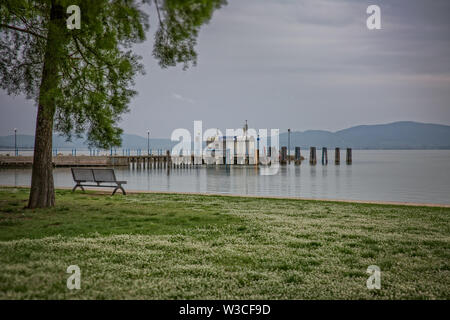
[1,150,449,204]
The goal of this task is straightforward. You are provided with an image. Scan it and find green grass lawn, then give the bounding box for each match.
[0,187,449,299]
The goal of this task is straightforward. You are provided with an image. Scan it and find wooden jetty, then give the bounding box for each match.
[0,147,352,168]
[0,155,164,168]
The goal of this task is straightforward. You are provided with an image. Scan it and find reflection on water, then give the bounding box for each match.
[1,150,450,204]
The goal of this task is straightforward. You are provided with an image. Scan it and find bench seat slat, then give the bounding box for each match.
[101,181,126,184]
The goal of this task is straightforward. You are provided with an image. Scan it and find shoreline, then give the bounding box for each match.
[2,184,449,208]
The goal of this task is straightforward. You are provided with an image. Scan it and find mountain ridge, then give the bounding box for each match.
[1,121,449,150]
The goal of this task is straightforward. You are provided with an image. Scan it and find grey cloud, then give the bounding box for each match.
[1,0,449,137]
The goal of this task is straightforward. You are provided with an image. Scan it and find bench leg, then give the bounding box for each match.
[72,184,85,192]
[112,185,126,195]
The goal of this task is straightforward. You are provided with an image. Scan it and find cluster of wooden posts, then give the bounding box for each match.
[119,147,352,169]
[122,151,172,169]
[279,147,352,165]
[309,147,351,165]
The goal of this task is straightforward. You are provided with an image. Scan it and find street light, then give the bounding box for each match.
[147,130,150,155]
[14,128,17,156]
[288,128,291,164]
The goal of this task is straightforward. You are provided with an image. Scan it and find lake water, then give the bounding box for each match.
[1,150,449,205]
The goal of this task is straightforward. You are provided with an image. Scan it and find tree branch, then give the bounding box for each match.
[154,0,163,27]
[0,24,46,39]
[72,35,95,68]
[74,35,118,77]
[17,60,43,69]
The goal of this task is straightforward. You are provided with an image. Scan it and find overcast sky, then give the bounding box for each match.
[1,0,450,137]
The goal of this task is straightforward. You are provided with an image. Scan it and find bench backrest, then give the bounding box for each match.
[71,168,95,182]
[92,168,117,182]
[71,168,118,183]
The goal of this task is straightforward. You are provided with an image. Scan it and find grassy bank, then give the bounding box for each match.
[0,187,449,299]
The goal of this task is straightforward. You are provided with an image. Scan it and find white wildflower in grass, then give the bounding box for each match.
[0,187,449,299]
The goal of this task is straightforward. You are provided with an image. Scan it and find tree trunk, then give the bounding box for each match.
[28,96,55,208]
[28,3,63,209]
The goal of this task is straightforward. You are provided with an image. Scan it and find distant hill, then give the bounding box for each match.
[1,121,449,150]
[279,121,450,149]
[0,134,176,150]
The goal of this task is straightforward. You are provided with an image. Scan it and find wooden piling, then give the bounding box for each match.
[233,138,237,165]
[309,147,317,165]
[281,146,287,165]
[167,150,171,167]
[294,147,301,165]
[322,147,328,165]
[346,148,352,164]
[335,148,340,165]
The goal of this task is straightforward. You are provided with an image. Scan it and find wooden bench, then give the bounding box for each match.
[71,168,127,195]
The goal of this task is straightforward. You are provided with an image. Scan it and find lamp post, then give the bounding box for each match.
[14,128,17,156]
[147,130,150,155]
[288,128,291,164]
